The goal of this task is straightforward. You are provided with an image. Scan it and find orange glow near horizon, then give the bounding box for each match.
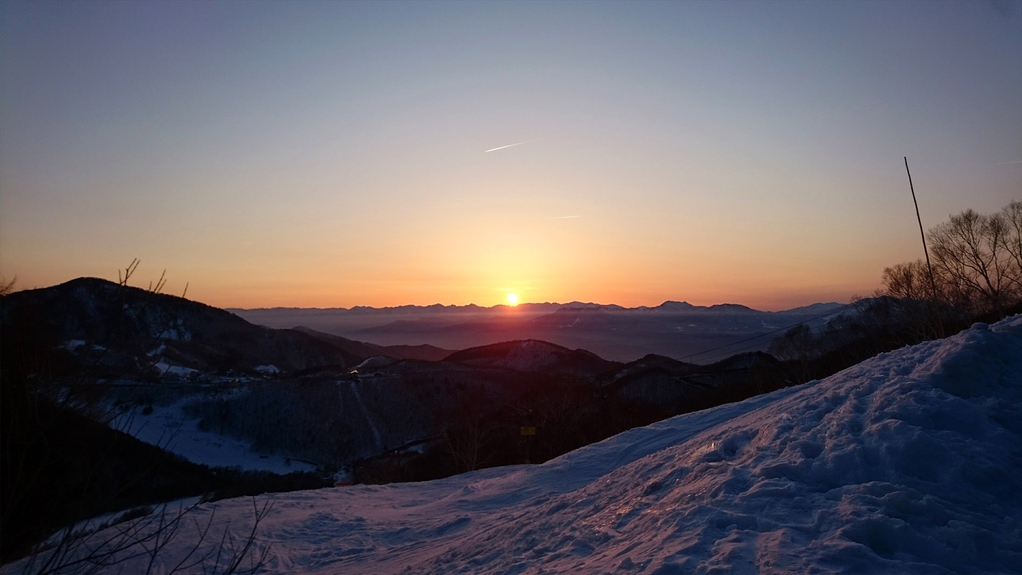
[1,241,884,312]
[158,264,878,312]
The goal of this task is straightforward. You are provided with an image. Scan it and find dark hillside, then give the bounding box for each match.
[0,278,364,375]
[596,352,784,413]
[0,308,330,564]
[443,339,621,379]
[0,396,328,563]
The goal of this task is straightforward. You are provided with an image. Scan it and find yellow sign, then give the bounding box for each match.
[520,426,536,436]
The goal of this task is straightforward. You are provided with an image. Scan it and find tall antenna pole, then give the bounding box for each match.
[904,157,943,337]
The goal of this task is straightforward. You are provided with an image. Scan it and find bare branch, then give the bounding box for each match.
[0,275,17,296]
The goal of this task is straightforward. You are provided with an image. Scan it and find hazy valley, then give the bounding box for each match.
[231,300,846,364]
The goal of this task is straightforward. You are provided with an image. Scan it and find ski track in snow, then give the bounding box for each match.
[348,379,383,452]
[10,316,1022,574]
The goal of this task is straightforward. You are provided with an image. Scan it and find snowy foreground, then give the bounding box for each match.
[13,317,1022,574]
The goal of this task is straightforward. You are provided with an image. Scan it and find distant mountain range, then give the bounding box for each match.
[231,300,847,363]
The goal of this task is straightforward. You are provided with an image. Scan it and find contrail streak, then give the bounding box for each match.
[485,139,538,153]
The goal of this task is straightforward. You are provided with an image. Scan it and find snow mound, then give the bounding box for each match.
[14,317,1022,574]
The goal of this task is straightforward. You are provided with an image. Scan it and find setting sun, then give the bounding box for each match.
[507,293,519,306]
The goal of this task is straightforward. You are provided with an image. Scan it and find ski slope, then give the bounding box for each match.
[12,316,1022,574]
[112,398,317,475]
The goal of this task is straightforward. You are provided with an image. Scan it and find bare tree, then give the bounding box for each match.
[768,324,815,383]
[441,416,499,473]
[880,202,1022,320]
[879,260,930,301]
[1000,200,1022,293]
[0,276,17,296]
[16,498,271,575]
[928,208,1017,317]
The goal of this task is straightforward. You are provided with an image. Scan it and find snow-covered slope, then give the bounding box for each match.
[14,317,1022,574]
[112,399,317,474]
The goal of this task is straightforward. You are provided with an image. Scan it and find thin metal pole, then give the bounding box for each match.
[904,157,943,337]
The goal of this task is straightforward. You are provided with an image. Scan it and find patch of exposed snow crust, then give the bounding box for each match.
[62,339,87,351]
[153,361,198,378]
[16,316,1022,574]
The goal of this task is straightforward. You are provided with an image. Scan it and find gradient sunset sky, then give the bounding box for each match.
[1,1,1020,310]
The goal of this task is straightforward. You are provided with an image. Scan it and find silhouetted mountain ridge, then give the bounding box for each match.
[443,339,621,378]
[1,278,365,376]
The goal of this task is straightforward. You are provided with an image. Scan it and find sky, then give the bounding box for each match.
[1,1,1020,310]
